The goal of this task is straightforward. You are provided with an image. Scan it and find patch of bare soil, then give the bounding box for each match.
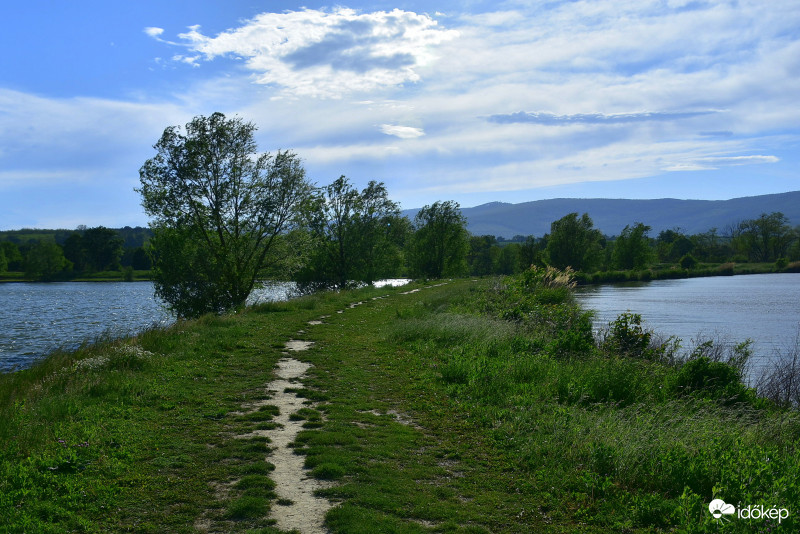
[263,350,333,533]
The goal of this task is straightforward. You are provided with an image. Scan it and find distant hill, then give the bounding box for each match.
[404,191,800,238]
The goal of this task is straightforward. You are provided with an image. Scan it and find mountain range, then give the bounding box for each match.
[403,191,800,238]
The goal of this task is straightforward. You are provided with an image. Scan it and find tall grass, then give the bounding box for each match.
[389,268,800,531]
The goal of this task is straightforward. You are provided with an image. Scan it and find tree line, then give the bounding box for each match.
[465,210,800,278]
[0,226,153,281]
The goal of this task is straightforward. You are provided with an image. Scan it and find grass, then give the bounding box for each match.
[1,275,798,532]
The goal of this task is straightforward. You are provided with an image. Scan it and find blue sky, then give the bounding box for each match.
[1,0,799,229]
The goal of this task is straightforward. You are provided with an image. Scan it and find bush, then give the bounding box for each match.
[668,357,751,404]
[679,253,697,270]
[602,312,652,358]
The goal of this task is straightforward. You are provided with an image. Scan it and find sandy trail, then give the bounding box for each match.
[264,343,332,533]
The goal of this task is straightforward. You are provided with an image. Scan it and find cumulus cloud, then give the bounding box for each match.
[172,8,459,98]
[144,27,164,38]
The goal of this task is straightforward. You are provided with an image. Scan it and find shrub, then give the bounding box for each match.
[668,357,751,404]
[679,253,697,270]
[775,257,789,270]
[602,312,652,358]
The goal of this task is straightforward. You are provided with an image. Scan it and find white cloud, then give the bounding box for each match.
[144,27,164,38]
[171,8,459,98]
[380,124,424,139]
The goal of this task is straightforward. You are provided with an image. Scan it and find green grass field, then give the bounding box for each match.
[1,275,797,532]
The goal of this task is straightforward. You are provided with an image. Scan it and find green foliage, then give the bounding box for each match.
[408,200,469,278]
[138,112,312,317]
[24,241,72,281]
[732,211,795,262]
[601,312,652,358]
[146,226,228,317]
[296,176,406,289]
[81,227,123,272]
[126,246,151,270]
[1,241,23,271]
[545,212,603,272]
[679,252,698,269]
[717,262,735,275]
[668,356,752,404]
[467,235,499,275]
[495,242,520,274]
[656,229,694,262]
[611,222,653,270]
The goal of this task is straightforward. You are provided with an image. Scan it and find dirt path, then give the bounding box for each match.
[264,348,333,533]
[261,285,446,532]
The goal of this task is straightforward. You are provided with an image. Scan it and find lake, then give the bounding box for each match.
[0,281,297,372]
[574,273,800,379]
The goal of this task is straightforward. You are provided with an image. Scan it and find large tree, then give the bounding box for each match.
[137,112,312,317]
[545,212,603,272]
[467,235,499,276]
[24,241,72,281]
[733,212,794,262]
[0,242,23,271]
[296,176,406,289]
[408,200,469,278]
[612,222,654,270]
[82,227,124,272]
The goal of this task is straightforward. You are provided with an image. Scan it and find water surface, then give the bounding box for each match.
[574,273,800,376]
[0,281,295,372]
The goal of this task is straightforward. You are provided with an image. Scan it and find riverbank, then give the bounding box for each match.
[0,270,153,283]
[574,260,800,285]
[1,276,798,532]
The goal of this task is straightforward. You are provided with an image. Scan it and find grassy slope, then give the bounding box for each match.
[1,278,798,532]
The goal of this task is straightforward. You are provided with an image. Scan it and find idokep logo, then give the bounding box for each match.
[709,499,735,522]
[709,499,790,524]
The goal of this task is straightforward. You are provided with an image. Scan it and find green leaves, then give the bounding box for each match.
[295,176,405,289]
[138,113,313,317]
[408,200,469,278]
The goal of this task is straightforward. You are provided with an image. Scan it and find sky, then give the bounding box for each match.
[1,0,799,229]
